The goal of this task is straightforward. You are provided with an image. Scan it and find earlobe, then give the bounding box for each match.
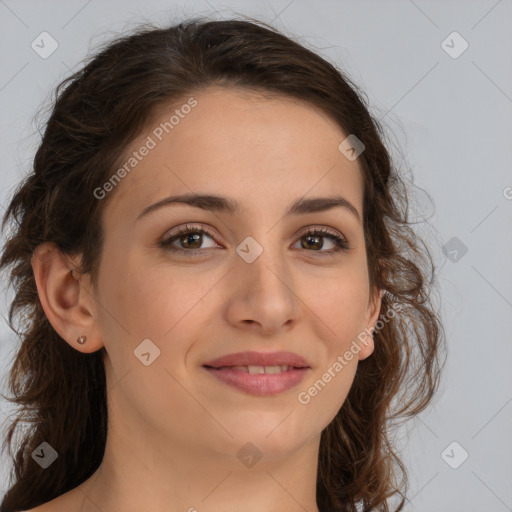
[31,242,103,353]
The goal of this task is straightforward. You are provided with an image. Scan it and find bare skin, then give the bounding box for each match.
[29,86,382,512]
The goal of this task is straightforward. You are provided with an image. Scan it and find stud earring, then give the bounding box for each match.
[77,335,87,345]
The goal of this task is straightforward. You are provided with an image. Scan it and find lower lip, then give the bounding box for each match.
[203,366,310,396]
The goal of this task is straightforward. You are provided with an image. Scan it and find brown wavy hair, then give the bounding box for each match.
[0,16,446,512]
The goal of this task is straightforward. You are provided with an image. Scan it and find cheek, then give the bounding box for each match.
[293,356,358,440]
[96,251,227,376]
[97,248,206,338]
[310,266,370,341]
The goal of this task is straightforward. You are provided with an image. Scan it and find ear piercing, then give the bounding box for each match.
[77,335,87,345]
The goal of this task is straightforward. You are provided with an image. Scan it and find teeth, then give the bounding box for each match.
[248,365,265,374]
[243,365,290,374]
[263,365,282,374]
[219,365,294,374]
[218,364,293,375]
[231,365,249,372]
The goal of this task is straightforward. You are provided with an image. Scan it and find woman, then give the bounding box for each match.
[0,16,445,512]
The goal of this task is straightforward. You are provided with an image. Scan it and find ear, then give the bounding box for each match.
[31,242,104,353]
[357,287,384,361]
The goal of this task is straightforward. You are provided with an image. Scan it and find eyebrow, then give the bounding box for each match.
[135,193,361,223]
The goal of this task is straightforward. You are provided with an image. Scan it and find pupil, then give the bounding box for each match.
[182,232,201,248]
[304,235,322,250]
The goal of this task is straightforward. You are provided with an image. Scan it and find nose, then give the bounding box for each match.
[223,243,298,335]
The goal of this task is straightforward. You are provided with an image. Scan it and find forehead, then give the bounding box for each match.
[102,86,365,224]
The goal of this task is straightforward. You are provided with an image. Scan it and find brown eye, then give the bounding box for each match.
[177,231,203,250]
[301,234,324,250]
[293,227,349,255]
[159,224,220,255]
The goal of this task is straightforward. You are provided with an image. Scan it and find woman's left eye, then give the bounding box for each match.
[159,224,349,256]
[293,227,350,254]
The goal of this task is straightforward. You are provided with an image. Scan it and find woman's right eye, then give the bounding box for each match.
[159,224,220,256]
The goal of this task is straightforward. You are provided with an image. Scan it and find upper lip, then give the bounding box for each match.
[203,351,310,369]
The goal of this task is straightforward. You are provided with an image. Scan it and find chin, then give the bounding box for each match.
[218,413,319,457]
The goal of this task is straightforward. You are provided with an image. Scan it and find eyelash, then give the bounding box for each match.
[159,223,350,257]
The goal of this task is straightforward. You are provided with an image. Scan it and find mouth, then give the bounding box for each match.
[202,358,311,396]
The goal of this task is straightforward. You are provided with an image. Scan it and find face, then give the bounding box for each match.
[91,86,381,463]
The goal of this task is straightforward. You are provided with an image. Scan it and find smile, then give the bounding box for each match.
[203,365,310,396]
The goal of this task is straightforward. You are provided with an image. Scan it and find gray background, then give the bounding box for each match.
[1,1,511,510]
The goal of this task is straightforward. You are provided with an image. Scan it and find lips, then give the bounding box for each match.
[202,351,311,396]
